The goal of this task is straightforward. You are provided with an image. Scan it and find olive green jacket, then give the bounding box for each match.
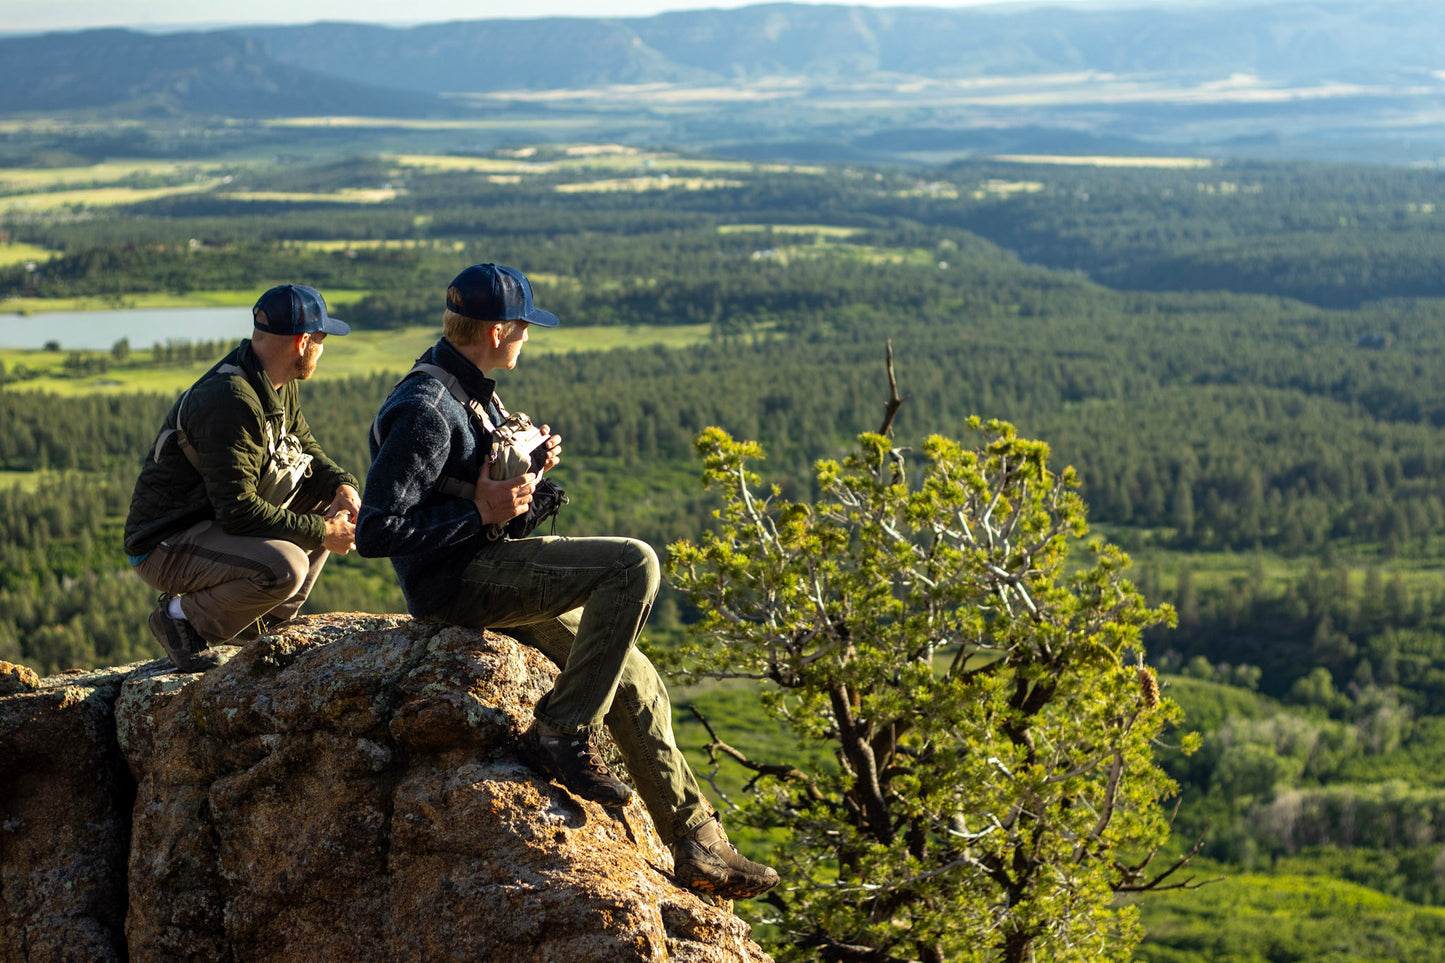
[123,340,358,558]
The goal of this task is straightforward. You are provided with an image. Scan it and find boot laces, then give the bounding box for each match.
[573,738,612,776]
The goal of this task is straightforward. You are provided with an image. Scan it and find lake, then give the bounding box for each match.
[0,307,253,350]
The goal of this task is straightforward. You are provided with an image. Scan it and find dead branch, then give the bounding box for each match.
[1112,800,1220,893]
[877,340,911,438]
[688,705,827,802]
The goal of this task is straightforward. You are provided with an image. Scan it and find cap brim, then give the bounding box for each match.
[524,307,559,328]
[320,315,351,336]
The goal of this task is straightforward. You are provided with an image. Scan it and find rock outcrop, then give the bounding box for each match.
[0,662,132,962]
[0,615,772,963]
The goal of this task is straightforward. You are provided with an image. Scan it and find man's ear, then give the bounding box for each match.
[489,322,505,348]
[295,334,309,354]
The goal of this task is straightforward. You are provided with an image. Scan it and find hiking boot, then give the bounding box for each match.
[148,598,223,673]
[672,815,780,899]
[519,721,634,805]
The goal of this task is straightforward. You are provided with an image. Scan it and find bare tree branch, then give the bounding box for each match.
[688,705,827,802]
[877,340,911,438]
[1112,801,1220,893]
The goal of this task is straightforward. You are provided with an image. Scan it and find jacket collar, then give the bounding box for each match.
[233,340,285,417]
[429,338,497,406]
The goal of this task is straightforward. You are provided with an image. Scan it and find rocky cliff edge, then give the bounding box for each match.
[0,614,771,963]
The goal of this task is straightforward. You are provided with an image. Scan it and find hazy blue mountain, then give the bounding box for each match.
[240,19,711,93]
[238,1,1445,93]
[0,28,447,117]
[3,2,1444,162]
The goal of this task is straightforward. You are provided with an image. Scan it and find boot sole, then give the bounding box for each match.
[674,854,780,899]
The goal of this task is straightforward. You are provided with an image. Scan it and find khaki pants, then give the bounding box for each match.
[133,519,328,645]
[432,534,711,844]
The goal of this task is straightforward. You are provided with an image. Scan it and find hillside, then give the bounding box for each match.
[0,28,447,118]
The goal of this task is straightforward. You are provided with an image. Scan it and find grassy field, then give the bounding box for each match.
[0,242,57,267]
[0,149,823,221]
[217,188,401,204]
[0,160,228,189]
[0,182,224,212]
[390,148,824,178]
[0,468,68,493]
[1133,869,1445,962]
[284,239,469,254]
[0,322,719,396]
[717,223,862,237]
[990,154,1215,168]
[555,176,744,193]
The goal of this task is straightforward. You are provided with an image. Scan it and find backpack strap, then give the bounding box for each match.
[152,363,245,470]
[408,362,499,432]
[370,361,496,501]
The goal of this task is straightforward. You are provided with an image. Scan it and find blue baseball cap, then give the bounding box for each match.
[446,263,559,328]
[252,284,350,336]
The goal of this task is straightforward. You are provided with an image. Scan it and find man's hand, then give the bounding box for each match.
[474,472,536,527]
[323,511,356,555]
[537,426,562,472]
[327,484,361,520]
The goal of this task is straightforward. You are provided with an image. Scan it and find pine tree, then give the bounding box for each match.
[669,414,1191,963]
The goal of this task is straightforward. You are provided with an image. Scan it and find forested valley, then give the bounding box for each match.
[6,148,1445,958]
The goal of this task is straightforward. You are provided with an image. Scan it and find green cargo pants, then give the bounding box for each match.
[432,534,711,844]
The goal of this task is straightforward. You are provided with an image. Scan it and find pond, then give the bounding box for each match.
[0,307,253,350]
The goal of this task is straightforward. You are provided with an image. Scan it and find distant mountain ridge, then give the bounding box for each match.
[0,28,445,117]
[240,1,1445,93]
[2,2,1444,162]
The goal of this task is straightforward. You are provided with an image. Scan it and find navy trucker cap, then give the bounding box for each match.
[252,284,350,336]
[446,263,559,327]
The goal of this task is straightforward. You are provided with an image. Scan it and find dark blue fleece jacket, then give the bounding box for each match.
[356,338,499,617]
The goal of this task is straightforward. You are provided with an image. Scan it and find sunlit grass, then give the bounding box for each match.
[556,176,743,193]
[971,179,1045,196]
[391,149,824,178]
[0,182,224,211]
[389,153,542,173]
[990,154,1214,168]
[283,239,468,253]
[217,188,401,204]
[716,224,941,266]
[1134,869,1445,960]
[0,469,69,493]
[0,161,227,190]
[0,242,57,267]
[751,240,941,267]
[718,224,862,237]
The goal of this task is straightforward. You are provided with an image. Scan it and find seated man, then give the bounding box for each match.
[356,262,779,899]
[124,284,360,671]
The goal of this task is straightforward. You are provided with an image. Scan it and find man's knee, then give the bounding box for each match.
[263,543,311,601]
[620,538,660,602]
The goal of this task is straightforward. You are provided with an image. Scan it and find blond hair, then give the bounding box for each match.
[443,291,522,346]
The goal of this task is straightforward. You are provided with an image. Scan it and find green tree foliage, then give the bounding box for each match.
[668,418,1185,962]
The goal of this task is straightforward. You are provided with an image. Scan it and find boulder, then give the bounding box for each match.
[1,615,772,963]
[0,663,133,963]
